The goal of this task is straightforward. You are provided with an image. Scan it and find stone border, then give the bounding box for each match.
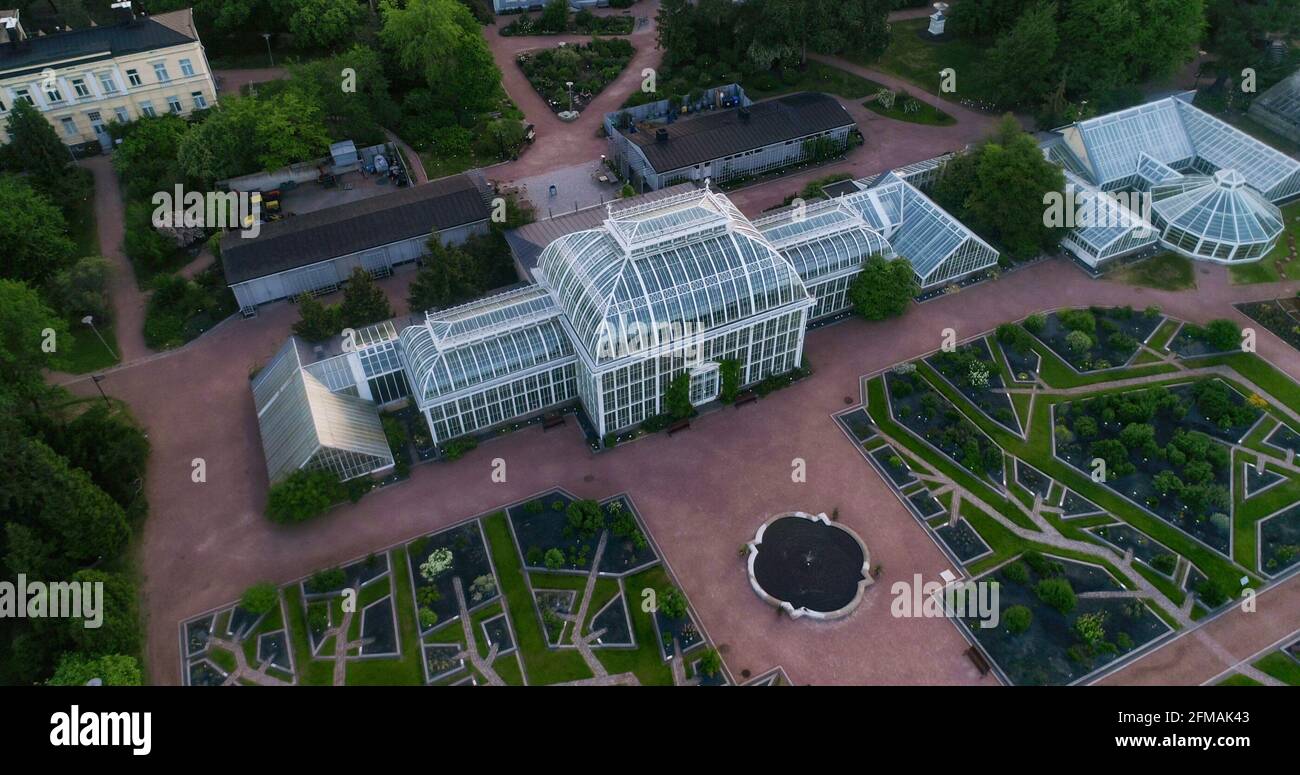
[585,587,637,649]
[745,511,873,621]
[480,612,519,657]
[1256,502,1300,579]
[932,519,994,567]
[925,336,1027,439]
[422,642,467,685]
[1262,421,1300,458]
[1241,459,1287,500]
[356,594,402,659]
[1085,523,1178,580]
[742,665,791,686]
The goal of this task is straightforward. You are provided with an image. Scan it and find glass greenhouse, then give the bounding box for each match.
[1045,94,1300,267]
[252,337,396,484]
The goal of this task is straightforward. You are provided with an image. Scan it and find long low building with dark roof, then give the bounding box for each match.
[606,91,857,190]
[222,172,492,313]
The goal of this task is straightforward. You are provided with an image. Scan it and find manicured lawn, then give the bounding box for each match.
[852,19,995,104]
[1108,253,1196,291]
[62,321,120,374]
[742,60,883,101]
[1253,651,1300,686]
[1217,673,1263,686]
[482,512,593,685]
[1228,201,1300,284]
[593,567,675,685]
[860,79,955,126]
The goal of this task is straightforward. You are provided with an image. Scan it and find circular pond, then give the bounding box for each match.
[747,512,871,620]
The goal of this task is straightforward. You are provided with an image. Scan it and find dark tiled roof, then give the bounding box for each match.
[624,92,855,174]
[223,174,490,285]
[0,11,197,73]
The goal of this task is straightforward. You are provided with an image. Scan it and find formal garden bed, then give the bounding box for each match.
[518,38,636,113]
[1263,422,1300,456]
[1088,523,1179,577]
[182,491,717,685]
[926,338,1021,434]
[839,408,876,443]
[885,366,1004,484]
[934,520,992,564]
[1259,505,1300,577]
[964,554,1170,685]
[501,8,636,37]
[1243,460,1286,498]
[508,490,657,575]
[1059,489,1104,518]
[871,444,917,486]
[1053,381,1260,554]
[1014,459,1053,500]
[863,85,955,126]
[1235,298,1300,352]
[1167,320,1242,359]
[995,324,1041,383]
[909,488,946,518]
[1025,306,1164,372]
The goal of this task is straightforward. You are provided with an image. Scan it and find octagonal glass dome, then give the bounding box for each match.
[1150,168,1285,263]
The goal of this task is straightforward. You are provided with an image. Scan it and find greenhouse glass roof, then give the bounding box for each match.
[400,315,574,403]
[1061,171,1158,257]
[1061,96,1300,199]
[251,338,394,483]
[1252,70,1300,128]
[1151,169,1284,246]
[753,199,894,283]
[837,174,999,284]
[536,188,812,363]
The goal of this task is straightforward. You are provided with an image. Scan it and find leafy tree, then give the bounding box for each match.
[47,653,142,686]
[848,254,918,320]
[0,280,70,407]
[566,499,605,538]
[1205,0,1300,80]
[1200,319,1240,351]
[265,468,346,523]
[1,100,71,182]
[45,256,112,324]
[41,402,150,516]
[1035,577,1077,614]
[407,239,484,312]
[540,0,569,32]
[110,114,190,200]
[719,358,742,403]
[484,118,526,160]
[1003,604,1032,634]
[339,267,393,328]
[178,93,331,182]
[64,569,141,658]
[0,176,77,284]
[292,295,343,341]
[380,0,503,121]
[287,47,401,144]
[698,648,723,676]
[240,582,280,615]
[289,0,366,49]
[543,547,565,569]
[986,1,1059,107]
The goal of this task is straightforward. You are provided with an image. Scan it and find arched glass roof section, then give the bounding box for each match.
[1151,169,1284,251]
[400,316,575,404]
[536,188,812,363]
[753,199,894,284]
[1059,171,1159,265]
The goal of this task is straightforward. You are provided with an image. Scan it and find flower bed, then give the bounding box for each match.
[518,38,635,113]
[1026,306,1163,372]
[926,337,1020,433]
[885,367,1003,483]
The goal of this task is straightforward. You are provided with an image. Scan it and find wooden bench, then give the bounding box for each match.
[667,418,691,436]
[733,390,758,408]
[541,413,566,430]
[965,646,992,676]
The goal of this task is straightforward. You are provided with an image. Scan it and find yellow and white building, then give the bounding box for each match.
[0,7,217,148]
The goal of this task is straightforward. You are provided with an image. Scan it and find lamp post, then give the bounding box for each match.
[262,33,275,68]
[566,81,575,112]
[81,315,116,361]
[90,374,110,407]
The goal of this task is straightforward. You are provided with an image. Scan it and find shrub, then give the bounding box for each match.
[240,582,278,615]
[697,648,723,677]
[1001,561,1029,585]
[419,548,454,581]
[1035,577,1077,614]
[1003,604,1032,634]
[442,436,477,460]
[266,468,346,523]
[307,567,346,593]
[1065,329,1093,354]
[566,498,605,538]
[1059,308,1095,333]
[1074,611,1108,645]
[543,547,565,569]
[1023,313,1045,334]
[419,608,439,629]
[659,586,688,619]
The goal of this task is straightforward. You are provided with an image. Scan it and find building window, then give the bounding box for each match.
[191,91,207,110]
[14,88,33,105]
[153,63,170,83]
[71,78,90,99]
[113,106,129,123]
[140,101,156,117]
[166,96,182,114]
[60,117,77,136]
[99,72,119,94]
[45,85,64,104]
[688,362,720,406]
[126,69,142,87]
[179,58,195,77]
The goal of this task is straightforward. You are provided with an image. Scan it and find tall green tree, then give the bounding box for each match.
[289,0,366,49]
[110,114,190,200]
[0,100,70,181]
[47,653,143,686]
[0,176,77,285]
[408,238,484,312]
[0,280,70,408]
[986,1,1059,108]
[380,0,502,120]
[848,254,918,320]
[339,267,393,328]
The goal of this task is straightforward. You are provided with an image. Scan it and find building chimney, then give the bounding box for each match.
[110,0,136,24]
[655,128,669,143]
[0,10,25,44]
